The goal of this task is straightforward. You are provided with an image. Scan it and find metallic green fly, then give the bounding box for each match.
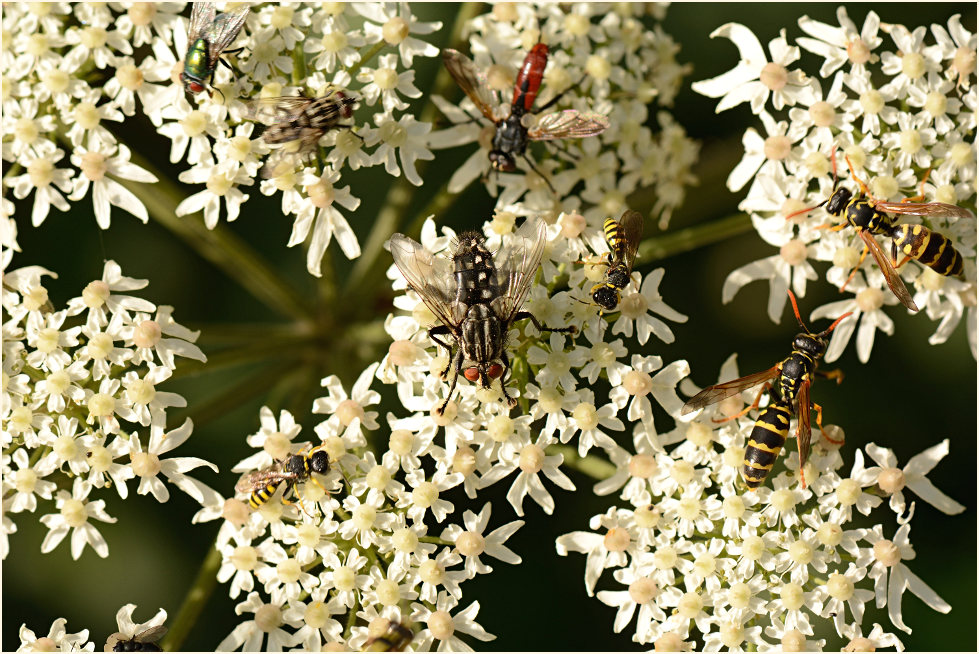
[181,2,250,97]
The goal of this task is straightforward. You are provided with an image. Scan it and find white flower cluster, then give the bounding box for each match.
[556,349,966,650]
[1,2,162,242]
[428,2,698,230]
[1,255,215,561]
[693,9,977,362]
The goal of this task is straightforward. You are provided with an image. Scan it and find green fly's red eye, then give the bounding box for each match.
[464,367,480,382]
[487,364,504,379]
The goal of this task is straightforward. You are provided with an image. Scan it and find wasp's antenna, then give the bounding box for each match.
[786,290,808,332]
[818,311,854,338]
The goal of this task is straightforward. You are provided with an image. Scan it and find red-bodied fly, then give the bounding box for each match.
[442,41,609,190]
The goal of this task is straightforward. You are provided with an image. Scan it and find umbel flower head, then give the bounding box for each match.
[695,9,977,362]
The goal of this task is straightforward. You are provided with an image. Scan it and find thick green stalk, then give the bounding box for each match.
[346,42,387,79]
[550,444,617,479]
[160,539,222,652]
[114,161,312,323]
[638,213,753,264]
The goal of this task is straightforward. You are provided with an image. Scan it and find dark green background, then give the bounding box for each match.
[4,3,975,651]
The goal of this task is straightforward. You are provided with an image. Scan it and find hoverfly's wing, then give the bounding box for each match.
[680,367,779,416]
[234,461,285,494]
[857,229,918,312]
[442,49,497,121]
[492,217,547,319]
[527,110,610,141]
[206,4,249,61]
[795,378,813,487]
[618,209,644,275]
[134,626,168,644]
[246,96,313,126]
[187,1,216,45]
[871,200,973,220]
[389,234,460,329]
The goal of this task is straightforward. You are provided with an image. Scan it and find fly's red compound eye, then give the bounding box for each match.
[487,364,504,379]
[464,367,480,382]
[189,81,205,94]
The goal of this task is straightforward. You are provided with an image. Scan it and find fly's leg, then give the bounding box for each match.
[512,310,577,336]
[436,348,464,416]
[534,72,588,113]
[429,326,455,379]
[498,350,517,407]
[520,153,556,194]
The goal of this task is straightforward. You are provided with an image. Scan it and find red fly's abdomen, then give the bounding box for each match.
[512,42,549,111]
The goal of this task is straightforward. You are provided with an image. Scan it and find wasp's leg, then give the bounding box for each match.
[436,347,464,416]
[839,243,870,294]
[901,167,932,204]
[512,310,577,335]
[520,153,556,194]
[711,382,772,424]
[280,484,315,518]
[429,325,455,379]
[815,368,845,385]
[812,402,843,445]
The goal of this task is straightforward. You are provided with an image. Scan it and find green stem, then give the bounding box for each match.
[550,444,617,480]
[114,158,312,323]
[292,44,308,86]
[637,213,753,264]
[340,2,483,302]
[347,42,387,79]
[160,538,222,652]
[419,536,454,546]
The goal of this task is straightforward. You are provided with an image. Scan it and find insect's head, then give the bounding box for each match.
[792,333,827,358]
[489,150,516,172]
[463,362,505,386]
[180,72,207,96]
[309,449,330,475]
[825,187,852,216]
[591,284,620,312]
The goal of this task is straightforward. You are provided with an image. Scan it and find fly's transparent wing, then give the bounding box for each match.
[205,4,249,61]
[871,200,973,219]
[187,2,216,44]
[259,133,323,178]
[442,49,497,121]
[246,96,314,126]
[618,209,644,274]
[492,217,547,319]
[680,367,779,415]
[134,626,168,644]
[527,110,610,141]
[388,234,460,329]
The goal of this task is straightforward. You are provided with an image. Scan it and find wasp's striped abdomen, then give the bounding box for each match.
[249,480,283,509]
[742,401,792,488]
[891,224,964,278]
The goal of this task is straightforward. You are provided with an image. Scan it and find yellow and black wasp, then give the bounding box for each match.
[680,291,852,489]
[362,620,414,652]
[788,151,971,312]
[235,445,331,516]
[587,209,644,312]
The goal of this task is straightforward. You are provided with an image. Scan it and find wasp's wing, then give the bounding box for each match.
[618,209,644,273]
[857,230,918,312]
[135,626,168,644]
[442,49,497,121]
[187,2,216,44]
[680,367,779,416]
[235,462,284,494]
[527,110,610,141]
[389,234,460,328]
[246,96,313,126]
[205,4,249,61]
[872,200,973,219]
[492,217,547,319]
[795,378,813,487]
